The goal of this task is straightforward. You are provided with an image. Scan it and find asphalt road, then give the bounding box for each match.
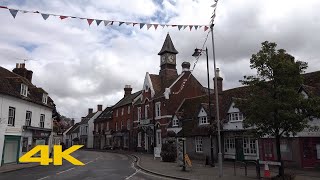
[0,150,168,180]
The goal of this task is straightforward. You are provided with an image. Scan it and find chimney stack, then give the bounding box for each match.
[71,118,75,126]
[213,68,223,94]
[88,108,93,114]
[97,104,103,111]
[124,85,132,97]
[12,63,33,83]
[181,62,190,72]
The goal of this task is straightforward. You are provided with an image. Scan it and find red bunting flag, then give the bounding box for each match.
[147,24,152,30]
[189,25,193,31]
[87,19,94,26]
[0,6,8,9]
[204,26,209,31]
[154,24,158,30]
[60,16,67,20]
[133,23,138,26]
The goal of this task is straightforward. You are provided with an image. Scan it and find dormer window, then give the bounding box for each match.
[228,112,244,122]
[199,116,209,125]
[42,93,48,104]
[173,117,179,127]
[20,84,28,97]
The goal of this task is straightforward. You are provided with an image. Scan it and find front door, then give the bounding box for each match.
[301,138,320,168]
[263,139,275,161]
[235,138,244,161]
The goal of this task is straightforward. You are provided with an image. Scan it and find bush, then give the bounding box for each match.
[160,142,177,162]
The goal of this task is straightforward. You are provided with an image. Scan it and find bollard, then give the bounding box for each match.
[256,159,261,179]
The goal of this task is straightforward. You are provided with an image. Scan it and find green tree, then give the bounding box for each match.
[235,41,320,176]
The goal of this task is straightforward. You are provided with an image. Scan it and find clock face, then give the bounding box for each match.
[168,55,175,63]
[161,55,166,64]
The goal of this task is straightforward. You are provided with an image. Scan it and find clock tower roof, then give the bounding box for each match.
[158,33,178,55]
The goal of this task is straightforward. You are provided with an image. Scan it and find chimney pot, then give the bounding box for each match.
[124,85,132,97]
[213,68,223,94]
[97,105,103,111]
[16,63,19,68]
[88,108,93,114]
[181,62,191,72]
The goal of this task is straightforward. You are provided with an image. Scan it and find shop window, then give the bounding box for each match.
[243,137,257,155]
[195,136,203,152]
[224,137,235,154]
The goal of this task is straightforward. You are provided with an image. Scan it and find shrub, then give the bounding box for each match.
[160,142,177,162]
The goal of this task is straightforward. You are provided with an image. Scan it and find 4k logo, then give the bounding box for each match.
[19,145,84,165]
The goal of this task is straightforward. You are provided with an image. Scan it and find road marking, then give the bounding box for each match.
[85,160,94,165]
[56,167,75,175]
[37,176,50,180]
[125,169,140,179]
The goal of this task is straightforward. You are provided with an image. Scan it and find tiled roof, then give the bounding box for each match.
[113,91,142,109]
[80,112,97,124]
[0,66,54,109]
[158,33,178,55]
[94,107,113,123]
[66,123,80,135]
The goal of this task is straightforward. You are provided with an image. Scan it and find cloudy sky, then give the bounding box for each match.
[0,0,319,121]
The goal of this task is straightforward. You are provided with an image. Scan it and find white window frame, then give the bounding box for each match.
[137,107,141,122]
[316,144,320,160]
[224,137,235,154]
[116,122,118,131]
[199,116,209,125]
[25,111,32,126]
[121,120,123,129]
[145,105,149,119]
[40,114,45,128]
[121,108,124,116]
[172,117,179,127]
[155,102,161,118]
[8,107,15,126]
[20,84,28,97]
[228,112,244,122]
[106,122,109,131]
[42,93,48,104]
[127,119,130,130]
[137,132,142,147]
[116,110,118,117]
[195,136,203,153]
[243,137,257,155]
[128,106,130,114]
[156,129,162,147]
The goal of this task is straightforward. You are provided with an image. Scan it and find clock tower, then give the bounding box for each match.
[158,33,178,84]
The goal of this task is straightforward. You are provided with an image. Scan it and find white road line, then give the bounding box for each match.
[37,176,50,180]
[125,169,140,179]
[85,160,94,165]
[56,167,75,175]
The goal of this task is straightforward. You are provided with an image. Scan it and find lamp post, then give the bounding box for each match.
[211,23,223,177]
[192,47,214,167]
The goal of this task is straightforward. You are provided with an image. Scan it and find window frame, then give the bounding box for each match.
[195,136,203,153]
[137,107,141,121]
[25,111,32,126]
[40,114,45,128]
[127,119,130,130]
[128,106,130,114]
[243,137,257,155]
[172,117,179,127]
[106,122,109,131]
[42,93,48,104]
[224,137,235,154]
[8,106,16,126]
[228,112,244,122]
[155,102,161,118]
[199,116,209,125]
[137,132,142,147]
[121,108,124,116]
[145,105,149,119]
[20,84,28,97]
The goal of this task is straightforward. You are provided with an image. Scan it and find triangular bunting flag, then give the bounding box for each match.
[140,23,145,29]
[96,20,102,26]
[9,9,18,18]
[104,20,110,26]
[21,10,28,13]
[34,11,40,13]
[183,25,188,30]
[154,24,159,30]
[0,6,8,9]
[160,24,165,28]
[172,25,177,27]
[195,26,199,30]
[133,23,138,26]
[71,16,77,19]
[41,13,49,20]
[166,25,169,27]
[211,13,216,19]
[147,24,152,30]
[87,19,94,26]
[125,22,131,25]
[189,25,193,31]
[178,25,183,30]
[110,21,114,25]
[60,16,68,20]
[204,26,209,31]
[119,22,124,26]
[211,3,217,8]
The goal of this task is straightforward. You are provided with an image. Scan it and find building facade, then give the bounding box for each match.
[93,107,113,149]
[0,64,54,166]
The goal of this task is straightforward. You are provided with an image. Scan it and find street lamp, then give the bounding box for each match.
[192,47,215,167]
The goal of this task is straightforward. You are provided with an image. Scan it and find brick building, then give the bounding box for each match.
[93,106,113,149]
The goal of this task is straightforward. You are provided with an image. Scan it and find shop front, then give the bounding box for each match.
[1,135,21,165]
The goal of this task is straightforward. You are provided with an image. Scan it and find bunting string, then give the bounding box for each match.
[0,5,210,31]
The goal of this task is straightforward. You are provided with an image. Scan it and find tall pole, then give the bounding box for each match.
[211,23,222,177]
[205,48,214,167]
